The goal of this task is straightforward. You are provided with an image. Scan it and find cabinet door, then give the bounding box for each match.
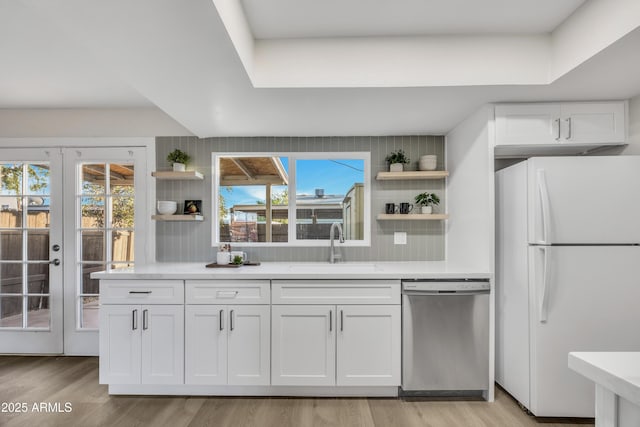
[336,305,401,386]
[271,305,335,386]
[99,305,141,385]
[228,305,270,385]
[561,102,625,144]
[141,305,184,385]
[185,305,227,385]
[495,104,561,146]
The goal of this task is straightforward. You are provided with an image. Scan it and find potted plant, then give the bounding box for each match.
[167,149,190,172]
[414,192,440,214]
[385,149,410,172]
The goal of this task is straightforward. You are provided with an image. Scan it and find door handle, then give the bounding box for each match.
[49,259,60,266]
[554,118,561,141]
[142,309,148,330]
[132,309,138,330]
[329,310,332,332]
[219,309,224,331]
[536,169,552,244]
[340,310,344,332]
[230,310,234,331]
[565,117,572,140]
[539,247,551,323]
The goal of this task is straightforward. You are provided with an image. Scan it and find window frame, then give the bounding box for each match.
[212,151,371,247]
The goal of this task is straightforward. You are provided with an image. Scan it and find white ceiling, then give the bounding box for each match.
[240,0,586,39]
[1,0,640,138]
[0,1,151,108]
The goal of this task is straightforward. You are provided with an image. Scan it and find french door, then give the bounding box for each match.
[0,149,63,353]
[0,147,147,355]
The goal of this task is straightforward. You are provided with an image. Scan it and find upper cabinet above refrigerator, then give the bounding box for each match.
[494,102,627,158]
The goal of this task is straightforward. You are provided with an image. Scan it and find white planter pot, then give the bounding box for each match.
[172,163,186,172]
[389,163,404,173]
[421,206,433,214]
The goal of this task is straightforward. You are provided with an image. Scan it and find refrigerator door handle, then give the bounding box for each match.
[537,169,552,244]
[539,246,551,323]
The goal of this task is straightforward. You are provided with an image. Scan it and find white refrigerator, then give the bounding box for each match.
[496,156,640,417]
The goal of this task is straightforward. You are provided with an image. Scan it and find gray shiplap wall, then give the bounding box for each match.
[155,136,445,262]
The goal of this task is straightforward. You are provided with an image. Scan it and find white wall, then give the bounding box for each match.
[445,105,494,270]
[0,108,193,138]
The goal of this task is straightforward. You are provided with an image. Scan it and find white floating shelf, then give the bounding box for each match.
[377,213,449,220]
[151,171,204,180]
[152,214,204,221]
[375,171,448,180]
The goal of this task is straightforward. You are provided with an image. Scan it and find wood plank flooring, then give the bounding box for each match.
[0,356,593,427]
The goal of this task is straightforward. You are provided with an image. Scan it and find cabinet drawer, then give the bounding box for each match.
[272,280,400,305]
[100,280,184,305]
[185,280,270,304]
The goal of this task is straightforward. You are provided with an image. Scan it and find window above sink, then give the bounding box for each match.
[212,152,371,247]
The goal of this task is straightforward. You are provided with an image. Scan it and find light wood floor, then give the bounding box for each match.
[0,356,593,427]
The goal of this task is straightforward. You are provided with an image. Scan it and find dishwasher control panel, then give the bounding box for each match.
[402,280,490,293]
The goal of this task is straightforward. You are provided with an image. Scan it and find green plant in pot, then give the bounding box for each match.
[385,149,410,172]
[414,192,440,214]
[167,149,191,172]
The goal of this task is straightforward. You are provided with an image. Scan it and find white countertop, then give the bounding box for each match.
[569,352,640,406]
[91,261,491,281]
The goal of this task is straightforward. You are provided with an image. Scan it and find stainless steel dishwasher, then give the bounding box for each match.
[401,279,490,396]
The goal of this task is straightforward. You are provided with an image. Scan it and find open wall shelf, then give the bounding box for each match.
[152,214,204,221]
[151,171,204,180]
[376,214,449,221]
[375,171,448,180]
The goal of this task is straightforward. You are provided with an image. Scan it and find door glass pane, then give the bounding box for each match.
[112,231,134,263]
[27,296,49,328]
[112,196,134,228]
[111,263,133,270]
[80,296,99,329]
[26,200,50,228]
[27,230,49,260]
[81,196,105,228]
[110,163,134,194]
[0,163,22,195]
[0,196,22,227]
[0,296,22,327]
[81,231,105,262]
[81,164,106,195]
[0,263,22,294]
[0,230,22,260]
[81,263,103,294]
[26,164,50,195]
[27,264,49,294]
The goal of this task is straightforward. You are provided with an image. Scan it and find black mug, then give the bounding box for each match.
[399,202,413,214]
[385,203,398,214]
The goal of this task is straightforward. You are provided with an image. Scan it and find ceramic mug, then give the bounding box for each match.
[230,251,248,263]
[399,202,413,214]
[216,252,231,265]
[385,203,399,214]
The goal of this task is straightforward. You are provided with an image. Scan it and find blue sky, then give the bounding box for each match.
[221,158,364,207]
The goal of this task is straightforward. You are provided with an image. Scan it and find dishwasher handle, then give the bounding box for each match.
[402,289,490,296]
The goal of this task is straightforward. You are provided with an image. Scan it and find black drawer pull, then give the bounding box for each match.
[129,291,152,294]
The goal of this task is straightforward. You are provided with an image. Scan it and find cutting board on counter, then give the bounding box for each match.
[205,262,261,268]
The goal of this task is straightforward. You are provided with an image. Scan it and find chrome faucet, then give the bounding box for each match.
[329,222,345,263]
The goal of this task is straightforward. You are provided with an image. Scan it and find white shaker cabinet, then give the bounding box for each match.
[336,305,401,386]
[185,280,271,386]
[99,304,184,385]
[271,280,401,387]
[271,305,336,386]
[495,102,626,148]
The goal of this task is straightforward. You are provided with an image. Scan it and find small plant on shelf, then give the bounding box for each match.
[414,192,440,214]
[166,149,191,172]
[385,149,410,172]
